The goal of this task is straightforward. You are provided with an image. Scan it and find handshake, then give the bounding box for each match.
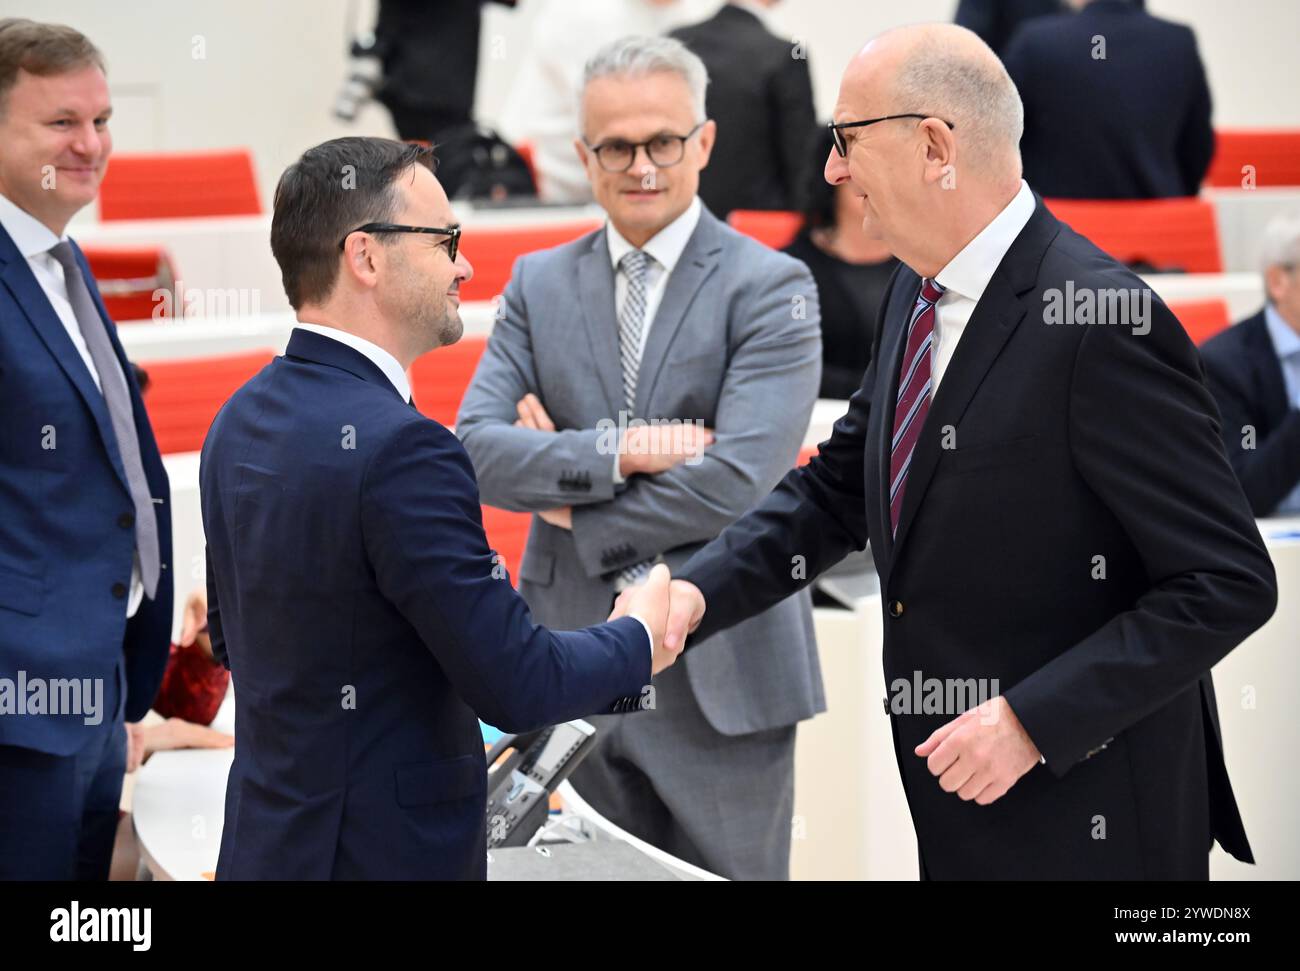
[607,564,707,675]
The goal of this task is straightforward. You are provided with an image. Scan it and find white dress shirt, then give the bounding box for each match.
[931,180,1037,391]
[292,323,412,402]
[606,196,702,485]
[0,191,146,617]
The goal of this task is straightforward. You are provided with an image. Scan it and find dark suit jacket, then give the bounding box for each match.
[954,0,1065,55]
[671,4,816,218]
[201,329,650,880]
[0,224,173,756]
[1201,311,1300,516]
[678,198,1276,879]
[1003,0,1214,199]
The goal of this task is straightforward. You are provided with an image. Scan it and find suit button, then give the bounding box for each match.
[111,582,127,599]
[118,512,134,529]
[888,599,905,618]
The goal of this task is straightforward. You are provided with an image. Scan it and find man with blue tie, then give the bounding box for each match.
[0,19,173,880]
[201,136,677,879]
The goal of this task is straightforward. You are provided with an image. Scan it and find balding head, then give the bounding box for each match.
[846,24,1023,177]
[826,23,1026,277]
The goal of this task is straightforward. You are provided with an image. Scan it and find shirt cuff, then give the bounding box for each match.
[612,448,625,485]
[628,613,655,660]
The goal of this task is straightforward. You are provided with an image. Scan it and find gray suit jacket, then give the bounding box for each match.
[456,206,826,735]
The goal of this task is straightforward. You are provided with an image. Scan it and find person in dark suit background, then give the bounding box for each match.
[201,136,678,880]
[782,126,898,399]
[953,0,1065,55]
[1003,0,1214,199]
[631,23,1276,879]
[1201,212,1300,517]
[0,19,173,880]
[670,1,816,218]
[371,0,516,144]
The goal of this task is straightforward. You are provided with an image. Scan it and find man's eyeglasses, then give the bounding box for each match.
[584,122,707,173]
[828,114,955,158]
[337,222,461,261]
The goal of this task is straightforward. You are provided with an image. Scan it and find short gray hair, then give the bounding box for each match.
[891,29,1024,174]
[1259,211,1300,274]
[580,35,709,131]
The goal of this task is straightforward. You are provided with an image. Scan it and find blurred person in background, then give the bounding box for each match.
[671,0,817,219]
[1201,211,1300,517]
[783,126,899,399]
[1003,0,1212,198]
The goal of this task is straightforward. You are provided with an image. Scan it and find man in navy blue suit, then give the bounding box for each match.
[0,20,173,880]
[201,136,677,880]
[1002,0,1214,199]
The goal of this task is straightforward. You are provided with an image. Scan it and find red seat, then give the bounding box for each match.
[410,335,489,427]
[98,149,261,220]
[1045,197,1223,273]
[138,350,274,453]
[1167,298,1231,346]
[480,505,532,588]
[459,221,601,302]
[1205,129,1300,188]
[81,246,177,322]
[797,445,818,467]
[726,210,804,249]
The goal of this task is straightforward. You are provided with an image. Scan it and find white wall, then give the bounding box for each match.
[5,0,1298,203]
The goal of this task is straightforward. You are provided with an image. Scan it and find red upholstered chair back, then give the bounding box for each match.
[82,246,176,322]
[726,210,804,250]
[138,350,275,453]
[1044,197,1223,274]
[1205,130,1300,188]
[410,335,489,427]
[459,221,601,302]
[1168,298,1231,346]
[98,149,261,220]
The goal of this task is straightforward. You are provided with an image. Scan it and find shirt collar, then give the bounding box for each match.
[607,195,703,276]
[292,323,411,401]
[0,191,67,258]
[1264,303,1300,361]
[934,180,1036,302]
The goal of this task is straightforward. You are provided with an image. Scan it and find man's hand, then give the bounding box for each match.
[142,718,235,761]
[514,392,555,432]
[125,721,145,773]
[612,573,706,656]
[538,506,572,530]
[619,423,715,477]
[914,696,1042,806]
[179,585,212,658]
[610,564,682,674]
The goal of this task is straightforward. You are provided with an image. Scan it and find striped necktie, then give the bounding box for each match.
[888,277,945,536]
[615,249,656,590]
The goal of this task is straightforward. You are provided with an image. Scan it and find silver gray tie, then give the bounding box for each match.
[48,241,161,599]
[615,249,656,590]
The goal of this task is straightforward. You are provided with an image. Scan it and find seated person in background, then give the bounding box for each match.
[782,127,898,399]
[1002,0,1213,199]
[670,0,816,218]
[1201,212,1300,517]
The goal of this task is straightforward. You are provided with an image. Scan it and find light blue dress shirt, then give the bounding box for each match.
[1263,304,1300,514]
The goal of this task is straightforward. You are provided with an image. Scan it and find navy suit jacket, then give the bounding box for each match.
[1201,311,1300,516]
[0,223,172,756]
[1003,0,1214,199]
[201,328,650,880]
[678,198,1275,878]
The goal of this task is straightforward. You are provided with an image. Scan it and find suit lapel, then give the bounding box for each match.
[576,229,626,418]
[634,212,723,416]
[0,232,129,490]
[1248,313,1290,425]
[871,271,917,570]
[887,202,1060,568]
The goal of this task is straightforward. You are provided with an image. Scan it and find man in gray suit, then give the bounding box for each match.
[457,35,824,880]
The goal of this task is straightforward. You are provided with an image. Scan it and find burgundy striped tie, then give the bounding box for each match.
[889,277,945,536]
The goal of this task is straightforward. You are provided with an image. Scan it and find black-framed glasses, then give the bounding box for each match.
[337,222,461,261]
[828,114,955,157]
[584,122,706,173]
